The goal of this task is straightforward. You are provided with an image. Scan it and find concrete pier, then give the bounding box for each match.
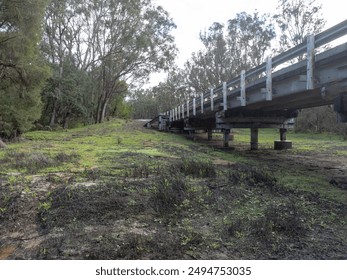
[250,128,259,150]
[274,128,293,150]
[223,129,230,147]
[207,130,213,141]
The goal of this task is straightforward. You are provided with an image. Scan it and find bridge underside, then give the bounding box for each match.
[168,110,298,150]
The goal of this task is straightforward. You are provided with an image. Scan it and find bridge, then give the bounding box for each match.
[145,20,347,150]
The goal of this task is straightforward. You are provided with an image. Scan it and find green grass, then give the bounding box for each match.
[228,128,347,151]
[1,119,346,260]
[276,171,346,204]
[0,119,215,175]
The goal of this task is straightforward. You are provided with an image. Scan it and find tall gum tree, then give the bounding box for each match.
[274,0,326,56]
[42,0,177,125]
[184,11,275,95]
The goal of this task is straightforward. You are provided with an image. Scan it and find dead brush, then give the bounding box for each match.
[172,158,217,178]
[228,165,277,192]
[54,151,80,163]
[3,151,80,173]
[38,183,129,230]
[151,174,187,216]
[127,163,151,178]
[251,200,308,241]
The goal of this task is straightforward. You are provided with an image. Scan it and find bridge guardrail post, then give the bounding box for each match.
[307,34,315,90]
[223,82,227,111]
[266,56,272,101]
[240,70,246,106]
[193,98,196,116]
[201,94,204,114]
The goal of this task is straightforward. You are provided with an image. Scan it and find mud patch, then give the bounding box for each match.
[0,245,15,260]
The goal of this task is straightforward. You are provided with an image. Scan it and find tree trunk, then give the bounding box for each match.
[49,99,57,127]
[95,93,109,124]
[63,111,70,129]
[95,97,102,124]
[0,138,6,149]
[100,99,109,123]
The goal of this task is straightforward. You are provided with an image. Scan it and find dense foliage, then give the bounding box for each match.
[0,0,50,138]
[0,0,176,138]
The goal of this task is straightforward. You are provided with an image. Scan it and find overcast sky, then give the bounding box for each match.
[150,0,347,84]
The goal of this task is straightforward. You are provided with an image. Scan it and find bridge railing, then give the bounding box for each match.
[166,20,347,122]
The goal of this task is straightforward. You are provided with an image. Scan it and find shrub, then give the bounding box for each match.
[251,200,308,241]
[151,174,187,215]
[173,158,216,178]
[228,165,277,192]
[3,151,80,173]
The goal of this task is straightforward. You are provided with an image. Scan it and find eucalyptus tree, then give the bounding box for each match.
[227,12,276,70]
[152,69,189,113]
[184,11,275,95]
[42,0,177,126]
[84,0,177,123]
[0,0,49,138]
[42,0,85,126]
[274,0,326,54]
[274,0,331,131]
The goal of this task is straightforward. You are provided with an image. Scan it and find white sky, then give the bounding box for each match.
[150,0,347,84]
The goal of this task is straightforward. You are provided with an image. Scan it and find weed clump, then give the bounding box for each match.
[55,151,80,163]
[0,186,21,223]
[173,158,217,178]
[127,163,152,178]
[252,200,308,239]
[2,151,80,173]
[228,165,277,192]
[222,198,310,259]
[83,168,103,181]
[38,183,130,230]
[151,174,187,216]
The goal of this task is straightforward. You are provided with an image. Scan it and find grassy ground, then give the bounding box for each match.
[0,120,346,259]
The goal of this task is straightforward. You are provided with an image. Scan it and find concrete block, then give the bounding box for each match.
[274,140,292,150]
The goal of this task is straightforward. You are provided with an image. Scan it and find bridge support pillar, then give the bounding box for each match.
[188,130,196,141]
[274,128,292,150]
[207,130,213,141]
[250,128,259,150]
[280,128,287,141]
[223,129,231,147]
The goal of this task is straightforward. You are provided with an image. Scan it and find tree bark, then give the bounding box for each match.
[0,138,6,149]
[63,111,70,129]
[100,99,109,123]
[49,98,57,127]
